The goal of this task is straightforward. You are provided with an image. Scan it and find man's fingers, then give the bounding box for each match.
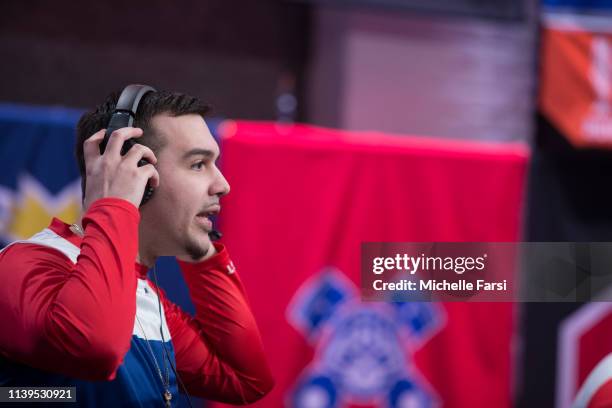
[83,129,106,163]
[83,127,161,209]
[122,144,160,189]
[142,164,160,189]
[123,143,158,166]
[105,127,144,158]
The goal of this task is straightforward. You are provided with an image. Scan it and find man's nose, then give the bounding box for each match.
[210,166,230,197]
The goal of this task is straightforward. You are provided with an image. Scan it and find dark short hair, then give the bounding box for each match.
[75,89,211,200]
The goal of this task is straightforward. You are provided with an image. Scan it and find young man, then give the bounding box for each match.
[0,89,274,406]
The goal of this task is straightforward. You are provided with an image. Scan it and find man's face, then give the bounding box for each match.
[139,113,230,261]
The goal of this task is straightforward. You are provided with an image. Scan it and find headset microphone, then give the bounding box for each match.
[209,230,222,241]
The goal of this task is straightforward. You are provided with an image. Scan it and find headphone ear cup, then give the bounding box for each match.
[137,158,155,206]
[140,185,155,206]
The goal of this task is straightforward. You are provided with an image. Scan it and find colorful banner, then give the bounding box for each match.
[530,2,612,405]
[218,121,529,407]
[0,103,83,244]
[540,1,612,147]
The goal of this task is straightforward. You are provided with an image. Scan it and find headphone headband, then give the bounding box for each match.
[114,84,156,122]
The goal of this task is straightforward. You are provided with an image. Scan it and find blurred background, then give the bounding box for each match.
[1,0,612,407]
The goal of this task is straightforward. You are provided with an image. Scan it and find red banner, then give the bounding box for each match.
[217,121,528,408]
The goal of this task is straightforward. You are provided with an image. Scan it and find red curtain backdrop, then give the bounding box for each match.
[216,121,529,408]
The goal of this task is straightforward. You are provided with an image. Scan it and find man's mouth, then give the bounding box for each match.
[195,205,221,231]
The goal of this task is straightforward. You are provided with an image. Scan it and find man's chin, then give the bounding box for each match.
[183,238,212,261]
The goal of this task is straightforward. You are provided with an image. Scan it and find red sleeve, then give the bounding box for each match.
[158,243,274,404]
[0,198,140,381]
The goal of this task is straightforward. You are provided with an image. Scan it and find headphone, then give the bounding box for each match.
[98,84,223,241]
[100,84,156,206]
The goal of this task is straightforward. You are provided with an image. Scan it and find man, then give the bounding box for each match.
[0,88,274,406]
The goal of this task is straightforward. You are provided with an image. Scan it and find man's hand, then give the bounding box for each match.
[82,128,160,211]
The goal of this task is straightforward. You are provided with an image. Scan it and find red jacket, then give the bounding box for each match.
[0,197,273,406]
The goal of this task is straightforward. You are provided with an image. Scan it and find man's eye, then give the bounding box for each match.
[191,161,205,170]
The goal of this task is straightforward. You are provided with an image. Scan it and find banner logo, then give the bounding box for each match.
[287,268,444,407]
